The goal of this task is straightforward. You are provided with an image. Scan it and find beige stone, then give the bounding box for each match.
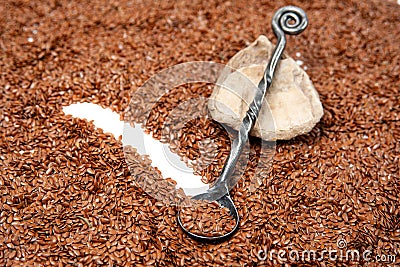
[208,35,323,140]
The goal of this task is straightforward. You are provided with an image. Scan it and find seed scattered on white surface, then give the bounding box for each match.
[63,103,123,138]
[62,102,207,193]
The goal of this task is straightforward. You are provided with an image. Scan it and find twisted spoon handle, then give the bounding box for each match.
[204,6,309,200]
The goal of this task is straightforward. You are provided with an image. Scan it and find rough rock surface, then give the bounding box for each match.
[208,35,324,140]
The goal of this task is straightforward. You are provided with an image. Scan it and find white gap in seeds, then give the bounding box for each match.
[63,102,207,194]
[296,60,304,66]
[63,103,122,138]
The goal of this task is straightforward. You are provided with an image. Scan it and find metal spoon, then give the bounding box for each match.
[177,5,309,243]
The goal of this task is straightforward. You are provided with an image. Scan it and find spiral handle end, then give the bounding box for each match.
[273,6,308,36]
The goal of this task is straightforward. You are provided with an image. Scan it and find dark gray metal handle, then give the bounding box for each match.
[200,6,309,201]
